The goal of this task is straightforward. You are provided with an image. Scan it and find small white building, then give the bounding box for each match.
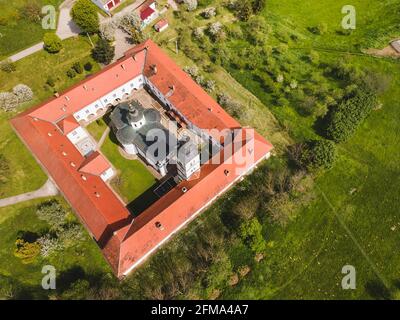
[92,0,124,14]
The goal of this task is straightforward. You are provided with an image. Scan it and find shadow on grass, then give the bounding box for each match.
[365,279,392,300]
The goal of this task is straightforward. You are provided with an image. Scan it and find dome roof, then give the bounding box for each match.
[128,104,144,123]
[144,108,161,123]
[116,125,137,145]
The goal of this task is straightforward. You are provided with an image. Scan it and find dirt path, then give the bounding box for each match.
[0,179,58,208]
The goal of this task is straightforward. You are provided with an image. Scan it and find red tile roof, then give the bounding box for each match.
[140,6,155,20]
[11,40,273,278]
[57,115,80,135]
[79,151,111,176]
[155,19,168,31]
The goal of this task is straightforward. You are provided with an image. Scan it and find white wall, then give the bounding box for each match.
[101,167,114,181]
[67,127,89,145]
[73,75,145,123]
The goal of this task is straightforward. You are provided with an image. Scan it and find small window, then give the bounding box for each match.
[104,99,108,103]
[85,109,90,114]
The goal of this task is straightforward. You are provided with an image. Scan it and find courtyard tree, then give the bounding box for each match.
[71,0,99,34]
[92,39,115,65]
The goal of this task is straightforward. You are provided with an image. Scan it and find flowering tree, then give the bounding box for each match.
[13,84,34,103]
[184,0,198,11]
[0,92,19,112]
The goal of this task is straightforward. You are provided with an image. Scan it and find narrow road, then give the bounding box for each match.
[97,127,110,150]
[0,179,58,208]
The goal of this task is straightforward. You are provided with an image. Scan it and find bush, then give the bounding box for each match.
[239,218,266,253]
[84,62,93,71]
[71,0,99,34]
[12,84,34,103]
[20,1,42,22]
[37,235,61,257]
[0,92,19,111]
[43,33,63,53]
[99,21,116,41]
[92,39,115,65]
[300,139,337,170]
[36,200,67,230]
[72,62,83,74]
[184,0,198,11]
[46,76,56,87]
[66,68,77,78]
[325,90,377,142]
[309,23,328,35]
[0,59,16,73]
[14,239,40,264]
[202,7,216,19]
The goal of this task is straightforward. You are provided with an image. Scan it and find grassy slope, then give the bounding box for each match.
[220,0,400,299]
[0,0,63,59]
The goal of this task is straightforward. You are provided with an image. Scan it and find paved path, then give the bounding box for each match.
[56,0,81,40]
[8,0,80,62]
[167,0,179,11]
[0,179,58,208]
[97,127,111,149]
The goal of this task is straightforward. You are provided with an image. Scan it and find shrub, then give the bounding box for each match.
[92,39,115,65]
[0,92,19,111]
[46,76,56,87]
[300,139,337,170]
[236,1,253,21]
[14,239,40,264]
[84,62,93,71]
[252,0,266,13]
[0,59,16,73]
[325,90,377,142]
[309,23,328,35]
[0,154,10,185]
[57,224,84,248]
[184,0,198,11]
[99,21,116,41]
[239,218,266,253]
[71,0,99,34]
[72,62,83,74]
[66,68,77,78]
[12,84,34,103]
[37,235,61,257]
[36,200,67,230]
[43,33,63,53]
[20,1,42,22]
[202,7,216,19]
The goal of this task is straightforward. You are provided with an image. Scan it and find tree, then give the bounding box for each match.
[36,200,67,230]
[92,39,115,65]
[0,92,18,112]
[72,62,83,74]
[20,1,42,22]
[71,0,99,34]
[239,218,266,253]
[236,1,253,21]
[326,90,377,142]
[99,21,116,41]
[12,84,34,103]
[184,0,198,11]
[252,0,266,13]
[84,62,93,71]
[43,33,63,53]
[300,139,337,170]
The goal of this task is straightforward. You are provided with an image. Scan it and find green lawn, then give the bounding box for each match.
[87,118,157,204]
[0,0,63,59]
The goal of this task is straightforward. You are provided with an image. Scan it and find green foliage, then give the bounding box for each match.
[46,76,56,87]
[239,218,266,253]
[309,23,328,35]
[300,139,337,170]
[43,33,63,53]
[0,59,16,73]
[14,239,40,264]
[84,61,93,71]
[20,1,42,22]
[235,1,253,21]
[71,0,99,34]
[66,68,77,78]
[72,62,83,74]
[0,154,10,186]
[92,39,115,65]
[326,90,377,142]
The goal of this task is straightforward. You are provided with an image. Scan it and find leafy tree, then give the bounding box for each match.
[184,0,198,11]
[36,200,67,230]
[71,0,99,34]
[236,1,253,21]
[0,92,18,111]
[239,218,266,253]
[12,84,34,103]
[300,139,337,170]
[92,39,115,65]
[326,89,377,142]
[43,33,63,53]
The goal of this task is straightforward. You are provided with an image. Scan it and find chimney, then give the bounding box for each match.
[121,64,126,70]
[65,96,70,101]
[151,64,158,74]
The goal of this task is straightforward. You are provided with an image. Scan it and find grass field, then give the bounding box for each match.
[0,0,63,59]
